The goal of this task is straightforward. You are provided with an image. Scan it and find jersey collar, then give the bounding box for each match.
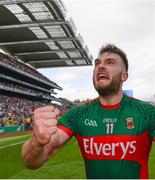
[101,102,121,110]
[100,94,125,110]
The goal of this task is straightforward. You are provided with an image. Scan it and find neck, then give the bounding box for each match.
[99,91,123,106]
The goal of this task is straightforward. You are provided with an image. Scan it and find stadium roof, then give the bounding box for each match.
[0,0,93,68]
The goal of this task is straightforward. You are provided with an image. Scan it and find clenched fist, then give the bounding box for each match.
[32,106,60,147]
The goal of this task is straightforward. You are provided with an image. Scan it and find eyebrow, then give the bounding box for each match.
[94,58,116,63]
[105,58,116,61]
[94,58,100,62]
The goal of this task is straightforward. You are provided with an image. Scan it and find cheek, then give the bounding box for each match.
[112,72,122,82]
[92,71,95,83]
[93,69,97,79]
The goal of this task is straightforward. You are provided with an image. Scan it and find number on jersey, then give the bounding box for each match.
[106,123,114,134]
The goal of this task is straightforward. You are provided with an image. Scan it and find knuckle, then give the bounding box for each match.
[34,107,42,114]
[34,111,57,121]
[34,106,55,114]
[45,106,55,111]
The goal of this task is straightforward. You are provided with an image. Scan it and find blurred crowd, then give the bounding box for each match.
[0,81,49,96]
[0,94,70,130]
[0,52,72,132]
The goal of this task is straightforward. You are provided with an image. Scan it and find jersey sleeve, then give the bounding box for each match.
[57,107,78,138]
[152,130,155,142]
[148,105,155,142]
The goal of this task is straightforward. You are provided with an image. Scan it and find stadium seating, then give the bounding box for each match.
[0,52,73,132]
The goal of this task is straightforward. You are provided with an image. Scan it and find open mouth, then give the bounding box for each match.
[97,72,110,81]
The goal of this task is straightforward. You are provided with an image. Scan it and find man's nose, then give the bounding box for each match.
[98,62,106,70]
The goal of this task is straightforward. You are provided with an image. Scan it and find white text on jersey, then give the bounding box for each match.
[83,138,136,159]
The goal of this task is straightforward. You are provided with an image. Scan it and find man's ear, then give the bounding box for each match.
[122,72,128,82]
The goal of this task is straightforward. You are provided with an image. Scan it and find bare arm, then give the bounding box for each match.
[21,106,70,169]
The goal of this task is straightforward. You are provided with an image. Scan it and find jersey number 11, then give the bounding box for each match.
[106,123,114,134]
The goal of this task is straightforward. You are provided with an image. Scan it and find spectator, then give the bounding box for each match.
[0,94,71,128]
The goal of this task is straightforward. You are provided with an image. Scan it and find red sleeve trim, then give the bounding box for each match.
[153,137,155,142]
[57,125,73,138]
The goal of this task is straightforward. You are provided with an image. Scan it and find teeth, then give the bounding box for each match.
[99,74,107,78]
[98,73,109,78]
[97,72,109,81]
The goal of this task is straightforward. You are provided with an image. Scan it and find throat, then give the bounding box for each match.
[99,93,123,109]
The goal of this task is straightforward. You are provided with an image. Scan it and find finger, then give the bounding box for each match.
[35,112,58,120]
[33,119,57,128]
[43,119,58,127]
[34,106,55,113]
[36,126,57,137]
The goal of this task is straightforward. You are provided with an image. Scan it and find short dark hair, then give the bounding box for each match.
[99,43,129,72]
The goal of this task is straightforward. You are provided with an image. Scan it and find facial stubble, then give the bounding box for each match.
[93,73,122,97]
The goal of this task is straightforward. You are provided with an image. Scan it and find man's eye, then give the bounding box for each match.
[94,61,100,66]
[107,60,114,64]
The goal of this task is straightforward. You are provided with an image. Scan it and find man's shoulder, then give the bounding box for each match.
[83,97,99,105]
[66,98,99,114]
[125,95,155,111]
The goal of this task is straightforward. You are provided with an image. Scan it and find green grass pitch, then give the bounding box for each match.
[0,132,154,179]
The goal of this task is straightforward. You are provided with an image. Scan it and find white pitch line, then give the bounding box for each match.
[0,141,26,149]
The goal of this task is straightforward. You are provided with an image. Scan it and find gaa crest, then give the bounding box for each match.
[125,117,135,129]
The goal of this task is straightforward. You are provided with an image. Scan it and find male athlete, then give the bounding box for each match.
[22,44,155,179]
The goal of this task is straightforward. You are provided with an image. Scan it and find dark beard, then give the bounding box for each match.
[93,75,122,97]
[96,82,120,97]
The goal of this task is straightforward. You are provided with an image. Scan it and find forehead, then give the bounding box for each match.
[97,52,122,62]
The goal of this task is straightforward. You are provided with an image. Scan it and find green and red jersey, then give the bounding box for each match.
[58,94,155,179]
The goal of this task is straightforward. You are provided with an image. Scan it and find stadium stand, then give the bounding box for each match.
[0,52,61,96]
[0,52,61,88]
[0,52,74,133]
[0,0,92,134]
[0,0,93,68]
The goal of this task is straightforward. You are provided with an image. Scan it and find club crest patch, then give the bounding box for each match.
[125,117,135,129]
